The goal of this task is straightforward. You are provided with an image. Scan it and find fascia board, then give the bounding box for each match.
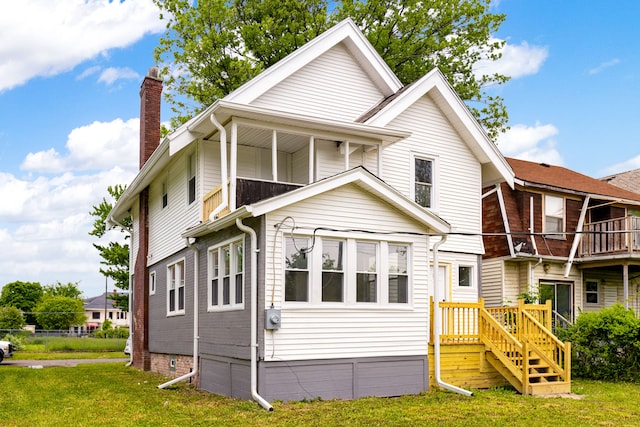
[225,18,401,104]
[366,69,514,189]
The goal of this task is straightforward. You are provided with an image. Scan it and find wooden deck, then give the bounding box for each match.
[430,299,571,396]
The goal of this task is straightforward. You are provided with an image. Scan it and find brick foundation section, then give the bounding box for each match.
[151,353,200,385]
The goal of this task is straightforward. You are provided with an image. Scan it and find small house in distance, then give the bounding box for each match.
[80,292,128,332]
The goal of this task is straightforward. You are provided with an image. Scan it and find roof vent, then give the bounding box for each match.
[540,163,550,167]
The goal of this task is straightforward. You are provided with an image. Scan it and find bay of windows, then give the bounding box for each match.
[284,236,410,305]
[208,238,244,310]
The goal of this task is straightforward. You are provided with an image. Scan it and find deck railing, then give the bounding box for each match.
[202,182,230,221]
[580,216,640,256]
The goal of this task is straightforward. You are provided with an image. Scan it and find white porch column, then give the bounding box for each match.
[344,140,350,170]
[308,136,314,184]
[230,120,238,211]
[272,129,278,182]
[377,145,382,178]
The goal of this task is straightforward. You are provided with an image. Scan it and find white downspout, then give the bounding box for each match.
[529,196,542,289]
[209,114,228,221]
[158,238,200,388]
[236,218,273,411]
[432,235,473,396]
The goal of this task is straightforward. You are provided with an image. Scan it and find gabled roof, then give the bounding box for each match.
[508,157,640,203]
[601,168,640,194]
[184,166,451,238]
[225,18,402,104]
[84,292,126,310]
[363,68,513,189]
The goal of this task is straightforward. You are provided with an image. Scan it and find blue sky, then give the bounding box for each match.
[1,0,639,297]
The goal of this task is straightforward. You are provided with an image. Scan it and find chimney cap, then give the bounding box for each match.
[148,67,159,78]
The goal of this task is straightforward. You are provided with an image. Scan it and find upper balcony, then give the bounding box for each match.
[579,216,640,257]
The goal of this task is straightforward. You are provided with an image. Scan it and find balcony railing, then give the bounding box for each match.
[202,178,303,221]
[580,216,640,257]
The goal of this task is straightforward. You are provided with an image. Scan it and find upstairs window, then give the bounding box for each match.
[188,153,196,205]
[544,195,564,236]
[162,180,168,208]
[208,238,244,310]
[414,157,433,208]
[167,259,185,316]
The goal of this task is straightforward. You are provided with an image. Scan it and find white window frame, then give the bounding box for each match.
[149,271,156,295]
[167,258,186,316]
[457,264,475,288]
[284,236,310,303]
[544,194,565,237]
[161,179,168,209]
[282,234,412,307]
[585,279,600,305]
[187,151,196,205]
[411,154,438,211]
[207,236,245,311]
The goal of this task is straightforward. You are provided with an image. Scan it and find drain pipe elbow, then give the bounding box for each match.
[158,237,200,389]
[236,218,273,411]
[432,235,473,397]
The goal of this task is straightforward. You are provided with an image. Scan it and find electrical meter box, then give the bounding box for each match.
[265,308,281,330]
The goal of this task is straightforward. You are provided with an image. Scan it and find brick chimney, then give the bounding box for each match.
[139,67,162,169]
[132,67,162,371]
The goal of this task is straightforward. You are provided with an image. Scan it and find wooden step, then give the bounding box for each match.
[527,381,571,396]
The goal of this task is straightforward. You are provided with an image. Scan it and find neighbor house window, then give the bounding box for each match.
[544,195,564,235]
[388,244,409,303]
[585,280,599,304]
[149,271,156,295]
[284,236,309,302]
[414,157,433,208]
[458,266,473,287]
[188,153,196,205]
[167,259,185,315]
[92,312,100,320]
[283,236,411,305]
[208,238,244,310]
[321,239,344,302]
[356,242,377,303]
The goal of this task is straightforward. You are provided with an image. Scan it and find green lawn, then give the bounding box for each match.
[0,362,638,426]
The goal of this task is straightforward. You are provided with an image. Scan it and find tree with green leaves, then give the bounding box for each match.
[0,306,25,330]
[153,0,508,139]
[0,281,43,325]
[89,185,131,311]
[43,281,83,299]
[34,296,86,331]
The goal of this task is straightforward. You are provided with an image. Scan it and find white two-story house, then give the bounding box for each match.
[108,19,513,405]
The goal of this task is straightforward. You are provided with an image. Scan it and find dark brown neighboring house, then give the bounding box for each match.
[482,157,640,325]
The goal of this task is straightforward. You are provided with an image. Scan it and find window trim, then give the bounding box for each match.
[282,234,412,307]
[167,258,186,316]
[457,265,475,288]
[411,154,438,211]
[161,179,168,209]
[187,152,196,205]
[207,236,245,312]
[585,279,600,305]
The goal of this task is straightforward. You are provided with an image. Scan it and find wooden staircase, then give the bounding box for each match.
[433,299,571,396]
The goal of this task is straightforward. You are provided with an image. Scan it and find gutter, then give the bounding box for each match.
[158,238,200,389]
[209,114,229,221]
[431,235,473,397]
[235,218,273,411]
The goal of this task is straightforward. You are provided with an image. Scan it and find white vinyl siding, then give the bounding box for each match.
[263,184,431,361]
[148,145,201,265]
[252,42,385,121]
[481,258,504,307]
[380,95,484,255]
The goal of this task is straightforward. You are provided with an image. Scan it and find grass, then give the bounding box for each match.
[9,336,127,360]
[0,363,639,426]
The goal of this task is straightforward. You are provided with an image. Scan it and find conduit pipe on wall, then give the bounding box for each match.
[432,235,473,397]
[158,238,200,389]
[236,218,274,411]
[209,114,228,221]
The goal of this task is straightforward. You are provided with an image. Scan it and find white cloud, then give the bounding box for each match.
[77,65,102,80]
[98,67,141,85]
[588,58,620,75]
[21,118,140,173]
[599,155,640,177]
[0,0,164,93]
[497,122,564,165]
[475,38,548,79]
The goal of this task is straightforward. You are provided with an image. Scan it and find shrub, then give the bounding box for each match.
[563,303,640,381]
[2,334,25,351]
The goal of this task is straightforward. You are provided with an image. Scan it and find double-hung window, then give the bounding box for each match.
[585,280,599,304]
[321,240,345,302]
[187,153,196,205]
[356,242,377,303]
[388,244,409,303]
[414,157,433,208]
[544,194,564,236]
[284,236,309,302]
[167,259,185,316]
[208,238,244,310]
[149,271,156,295]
